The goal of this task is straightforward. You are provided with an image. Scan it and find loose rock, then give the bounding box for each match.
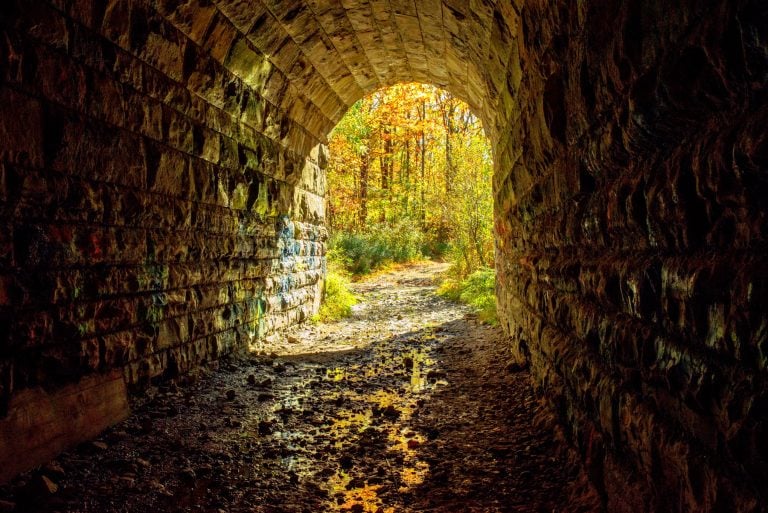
[0,263,596,513]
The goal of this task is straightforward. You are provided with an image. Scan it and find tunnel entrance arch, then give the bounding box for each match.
[0,0,520,484]
[322,82,494,278]
[0,1,765,510]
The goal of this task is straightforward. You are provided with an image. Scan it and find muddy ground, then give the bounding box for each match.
[0,262,600,513]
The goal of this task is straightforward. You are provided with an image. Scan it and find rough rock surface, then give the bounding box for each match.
[496,2,768,511]
[0,262,597,512]
[0,0,766,510]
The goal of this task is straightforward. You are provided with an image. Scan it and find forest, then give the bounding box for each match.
[320,83,496,323]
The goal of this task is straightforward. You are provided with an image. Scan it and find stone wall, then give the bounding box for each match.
[494,1,768,510]
[0,0,326,478]
[0,0,766,510]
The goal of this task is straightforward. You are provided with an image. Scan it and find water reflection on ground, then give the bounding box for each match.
[0,262,592,513]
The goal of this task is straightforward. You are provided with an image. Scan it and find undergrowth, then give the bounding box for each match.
[330,220,424,275]
[313,270,357,323]
[438,267,497,325]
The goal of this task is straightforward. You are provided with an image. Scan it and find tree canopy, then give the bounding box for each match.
[326,83,494,277]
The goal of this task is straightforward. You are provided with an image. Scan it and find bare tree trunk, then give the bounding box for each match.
[380,126,391,224]
[404,139,410,215]
[420,100,427,226]
[380,127,391,190]
[444,104,455,196]
[437,93,456,197]
[359,152,369,228]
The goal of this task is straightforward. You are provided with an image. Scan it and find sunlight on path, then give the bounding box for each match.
[276,261,461,357]
[1,261,594,513]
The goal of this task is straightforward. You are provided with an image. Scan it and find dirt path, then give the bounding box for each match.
[0,262,599,513]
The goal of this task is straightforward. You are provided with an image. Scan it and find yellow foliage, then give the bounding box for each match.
[327,82,494,276]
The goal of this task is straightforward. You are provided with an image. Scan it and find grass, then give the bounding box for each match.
[320,225,497,325]
[438,267,497,324]
[313,270,358,322]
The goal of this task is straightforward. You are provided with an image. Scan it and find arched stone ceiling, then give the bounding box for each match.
[157,0,521,152]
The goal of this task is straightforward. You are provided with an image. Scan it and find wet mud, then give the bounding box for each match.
[0,262,599,513]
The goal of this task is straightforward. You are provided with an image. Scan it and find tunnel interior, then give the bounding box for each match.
[0,0,767,511]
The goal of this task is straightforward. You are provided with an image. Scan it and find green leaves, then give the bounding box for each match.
[326,82,495,310]
[313,271,358,322]
[438,268,498,325]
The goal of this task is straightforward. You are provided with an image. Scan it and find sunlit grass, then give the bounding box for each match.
[313,271,358,322]
[438,267,497,324]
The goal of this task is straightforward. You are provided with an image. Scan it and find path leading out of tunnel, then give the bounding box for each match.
[0,261,600,513]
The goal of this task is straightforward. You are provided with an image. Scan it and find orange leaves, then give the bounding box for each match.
[327,81,492,255]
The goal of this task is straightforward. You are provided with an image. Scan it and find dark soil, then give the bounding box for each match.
[0,262,600,513]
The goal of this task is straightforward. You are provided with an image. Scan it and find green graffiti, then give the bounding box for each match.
[255,184,270,218]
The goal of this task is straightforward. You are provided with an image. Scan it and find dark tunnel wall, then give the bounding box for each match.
[495,1,768,510]
[0,0,327,480]
[0,0,766,511]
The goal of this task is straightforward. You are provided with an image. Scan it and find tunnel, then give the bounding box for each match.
[0,0,767,511]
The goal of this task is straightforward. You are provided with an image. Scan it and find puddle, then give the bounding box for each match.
[0,263,592,513]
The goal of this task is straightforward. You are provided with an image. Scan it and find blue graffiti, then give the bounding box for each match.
[278,274,294,296]
[277,215,296,259]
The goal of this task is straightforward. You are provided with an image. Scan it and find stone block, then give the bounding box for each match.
[0,370,129,483]
[0,88,44,168]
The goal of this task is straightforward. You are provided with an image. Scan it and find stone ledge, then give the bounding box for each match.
[0,370,129,484]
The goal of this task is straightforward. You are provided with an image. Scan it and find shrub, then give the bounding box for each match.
[438,267,497,324]
[313,271,358,322]
[330,219,424,275]
[331,231,387,275]
[420,238,451,260]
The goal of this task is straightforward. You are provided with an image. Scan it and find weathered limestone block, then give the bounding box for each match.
[0,370,129,483]
[0,89,44,168]
[0,1,765,509]
[495,0,767,510]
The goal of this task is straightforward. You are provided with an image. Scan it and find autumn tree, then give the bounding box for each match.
[326,83,493,277]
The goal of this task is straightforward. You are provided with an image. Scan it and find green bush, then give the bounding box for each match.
[331,220,424,275]
[421,239,451,260]
[313,271,358,322]
[438,267,497,324]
